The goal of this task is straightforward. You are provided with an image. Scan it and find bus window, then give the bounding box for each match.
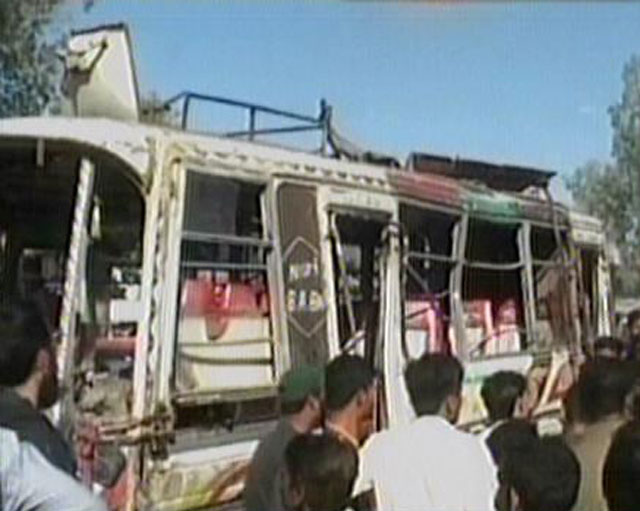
[463,220,524,358]
[531,227,574,349]
[76,162,145,420]
[400,205,458,358]
[330,214,384,363]
[0,142,144,421]
[578,247,599,340]
[173,171,276,430]
[0,142,78,319]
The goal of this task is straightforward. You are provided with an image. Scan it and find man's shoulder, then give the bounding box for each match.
[14,442,107,511]
[0,392,49,437]
[0,428,20,471]
[249,420,293,473]
[256,421,293,450]
[0,396,76,475]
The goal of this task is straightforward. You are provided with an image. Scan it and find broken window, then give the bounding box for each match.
[330,213,385,364]
[0,141,145,421]
[400,205,458,358]
[76,163,145,420]
[173,171,277,432]
[463,219,524,358]
[0,142,79,314]
[578,247,599,341]
[530,226,573,348]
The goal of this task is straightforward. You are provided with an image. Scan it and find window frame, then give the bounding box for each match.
[168,167,280,428]
[399,203,462,358]
[461,217,526,359]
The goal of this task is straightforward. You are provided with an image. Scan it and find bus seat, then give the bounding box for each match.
[181,278,220,317]
[181,279,267,318]
[405,299,444,356]
[463,300,494,355]
[486,299,521,355]
[177,278,273,391]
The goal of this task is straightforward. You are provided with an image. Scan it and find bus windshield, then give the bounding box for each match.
[0,138,145,422]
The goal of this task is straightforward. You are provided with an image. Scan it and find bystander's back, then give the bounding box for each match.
[283,433,358,511]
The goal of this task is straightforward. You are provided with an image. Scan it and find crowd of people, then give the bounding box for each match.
[3,298,640,511]
[244,310,640,511]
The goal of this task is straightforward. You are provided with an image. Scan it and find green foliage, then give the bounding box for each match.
[567,161,634,247]
[0,0,66,117]
[568,55,640,296]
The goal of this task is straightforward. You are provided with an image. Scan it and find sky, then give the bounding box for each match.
[55,1,640,199]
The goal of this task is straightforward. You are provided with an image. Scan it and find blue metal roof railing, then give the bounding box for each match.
[162,91,333,154]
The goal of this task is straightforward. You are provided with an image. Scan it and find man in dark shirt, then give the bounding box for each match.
[0,302,77,476]
[243,365,325,511]
[324,353,377,449]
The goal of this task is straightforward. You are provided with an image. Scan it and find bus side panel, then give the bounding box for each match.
[277,183,329,367]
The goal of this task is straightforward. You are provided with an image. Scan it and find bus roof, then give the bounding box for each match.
[0,115,579,226]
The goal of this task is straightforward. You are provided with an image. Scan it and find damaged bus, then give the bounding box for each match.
[0,24,613,511]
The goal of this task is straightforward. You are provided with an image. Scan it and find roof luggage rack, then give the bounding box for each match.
[162,92,333,154]
[156,91,402,166]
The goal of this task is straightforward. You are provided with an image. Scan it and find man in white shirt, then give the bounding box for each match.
[354,353,498,511]
[0,428,107,511]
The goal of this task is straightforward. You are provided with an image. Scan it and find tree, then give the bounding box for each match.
[567,56,640,296]
[0,0,94,118]
[0,0,63,117]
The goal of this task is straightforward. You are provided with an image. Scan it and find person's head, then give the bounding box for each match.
[481,371,528,423]
[283,433,359,511]
[486,419,538,467]
[624,375,640,420]
[405,353,464,423]
[594,336,625,360]
[279,365,325,431]
[603,421,640,511]
[628,309,640,338]
[325,354,377,443]
[0,302,58,409]
[577,359,635,424]
[498,437,580,511]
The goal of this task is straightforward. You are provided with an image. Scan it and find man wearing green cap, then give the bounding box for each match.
[244,365,325,511]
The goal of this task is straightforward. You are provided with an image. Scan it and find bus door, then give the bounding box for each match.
[318,188,400,427]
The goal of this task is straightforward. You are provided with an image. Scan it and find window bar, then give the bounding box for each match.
[406,251,457,264]
[181,261,268,271]
[463,261,524,271]
[330,215,357,337]
[182,231,272,248]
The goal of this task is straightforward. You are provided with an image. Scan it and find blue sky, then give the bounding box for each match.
[57,1,640,197]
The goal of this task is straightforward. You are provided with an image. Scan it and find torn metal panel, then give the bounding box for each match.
[408,152,556,193]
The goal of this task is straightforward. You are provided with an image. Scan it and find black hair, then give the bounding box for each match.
[603,421,640,511]
[486,418,538,467]
[0,302,51,386]
[577,359,637,424]
[500,436,580,511]
[404,353,463,416]
[325,354,375,412]
[284,433,358,511]
[481,371,527,422]
[593,336,624,359]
